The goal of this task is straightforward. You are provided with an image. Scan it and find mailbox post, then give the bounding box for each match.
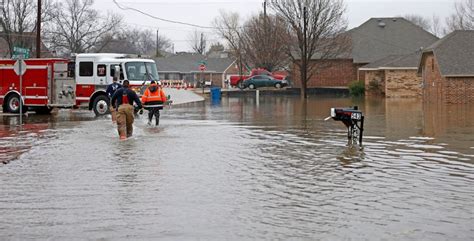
[329,106,365,146]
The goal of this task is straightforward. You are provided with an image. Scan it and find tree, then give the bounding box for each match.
[445,0,473,33]
[0,0,53,56]
[188,30,207,55]
[46,0,122,55]
[270,0,348,98]
[213,11,246,78]
[156,32,173,56]
[240,13,290,71]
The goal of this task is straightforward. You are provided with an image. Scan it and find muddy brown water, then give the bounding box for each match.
[1,96,473,240]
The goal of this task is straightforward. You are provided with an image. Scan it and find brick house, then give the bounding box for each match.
[155,53,237,88]
[418,30,474,104]
[360,51,422,98]
[293,17,438,89]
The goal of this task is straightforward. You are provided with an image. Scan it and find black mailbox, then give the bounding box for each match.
[329,106,365,146]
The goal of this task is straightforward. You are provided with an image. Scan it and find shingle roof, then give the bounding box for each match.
[421,30,474,77]
[349,17,438,63]
[362,51,421,69]
[155,53,235,73]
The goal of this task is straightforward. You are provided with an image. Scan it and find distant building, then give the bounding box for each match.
[360,51,422,98]
[418,30,474,104]
[292,17,439,89]
[155,53,237,88]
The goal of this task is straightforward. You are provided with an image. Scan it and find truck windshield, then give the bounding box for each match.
[125,62,159,81]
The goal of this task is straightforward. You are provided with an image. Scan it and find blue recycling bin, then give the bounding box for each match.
[210,87,221,100]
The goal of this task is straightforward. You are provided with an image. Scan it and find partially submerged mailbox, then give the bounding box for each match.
[330,106,365,146]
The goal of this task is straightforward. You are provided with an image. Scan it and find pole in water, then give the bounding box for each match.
[19,57,23,127]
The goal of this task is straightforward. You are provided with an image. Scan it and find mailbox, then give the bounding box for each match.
[329,106,365,146]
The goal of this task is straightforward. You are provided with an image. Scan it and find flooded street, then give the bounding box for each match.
[1,95,473,240]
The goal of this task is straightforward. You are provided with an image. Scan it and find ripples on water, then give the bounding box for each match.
[0,96,473,240]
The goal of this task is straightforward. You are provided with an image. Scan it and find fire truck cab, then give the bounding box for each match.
[0,53,158,116]
[73,53,158,116]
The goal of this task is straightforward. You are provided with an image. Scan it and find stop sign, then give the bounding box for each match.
[199,64,206,71]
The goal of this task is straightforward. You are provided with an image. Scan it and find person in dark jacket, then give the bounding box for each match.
[111,80,143,139]
[106,76,122,122]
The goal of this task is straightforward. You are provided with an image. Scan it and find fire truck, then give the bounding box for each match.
[0,53,158,116]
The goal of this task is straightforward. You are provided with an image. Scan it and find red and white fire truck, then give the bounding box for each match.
[0,53,158,116]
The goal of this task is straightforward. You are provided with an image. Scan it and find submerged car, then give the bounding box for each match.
[242,75,288,89]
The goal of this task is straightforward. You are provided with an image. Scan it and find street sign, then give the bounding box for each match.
[199,64,206,71]
[12,46,30,59]
[13,59,27,76]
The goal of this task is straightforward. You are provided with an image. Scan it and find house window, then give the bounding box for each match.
[431,58,434,72]
[97,64,106,77]
[79,62,93,77]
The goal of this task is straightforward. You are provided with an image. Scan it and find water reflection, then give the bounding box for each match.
[0,95,473,240]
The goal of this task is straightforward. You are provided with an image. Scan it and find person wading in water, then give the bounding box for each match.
[111,80,143,139]
[141,80,167,126]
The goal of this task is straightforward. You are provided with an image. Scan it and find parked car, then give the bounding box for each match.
[229,68,286,88]
[242,75,288,89]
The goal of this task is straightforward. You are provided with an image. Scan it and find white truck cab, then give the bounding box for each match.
[73,53,159,116]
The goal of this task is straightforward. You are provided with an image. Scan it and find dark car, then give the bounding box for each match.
[242,75,288,89]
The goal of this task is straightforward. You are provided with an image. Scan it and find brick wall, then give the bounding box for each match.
[385,69,422,98]
[422,53,474,104]
[292,59,357,88]
[364,70,385,96]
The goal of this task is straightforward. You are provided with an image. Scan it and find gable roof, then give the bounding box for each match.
[419,30,474,77]
[349,17,438,64]
[155,53,235,73]
[361,51,421,69]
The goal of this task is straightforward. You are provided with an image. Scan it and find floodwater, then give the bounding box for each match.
[1,95,473,240]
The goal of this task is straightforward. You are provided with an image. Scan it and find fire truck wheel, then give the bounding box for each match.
[93,95,110,116]
[5,94,25,114]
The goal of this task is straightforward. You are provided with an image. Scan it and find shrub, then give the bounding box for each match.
[348,80,365,97]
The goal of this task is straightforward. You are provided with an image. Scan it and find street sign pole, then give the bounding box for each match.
[19,55,23,126]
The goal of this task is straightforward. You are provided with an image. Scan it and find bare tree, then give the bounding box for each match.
[270,0,348,98]
[445,0,473,33]
[188,30,207,55]
[240,13,290,71]
[156,32,173,56]
[0,0,53,56]
[213,11,246,79]
[431,15,443,38]
[46,0,122,55]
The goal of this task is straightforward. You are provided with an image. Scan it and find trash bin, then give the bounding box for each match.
[210,87,221,100]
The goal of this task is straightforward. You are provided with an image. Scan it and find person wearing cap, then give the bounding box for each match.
[111,80,143,139]
[141,80,167,126]
[106,76,122,122]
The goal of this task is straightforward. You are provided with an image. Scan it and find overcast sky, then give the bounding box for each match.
[94,0,455,52]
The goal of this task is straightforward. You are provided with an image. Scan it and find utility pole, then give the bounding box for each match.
[36,0,41,58]
[263,0,267,70]
[302,6,307,99]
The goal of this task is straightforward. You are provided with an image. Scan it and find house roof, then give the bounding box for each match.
[155,53,235,73]
[361,51,421,69]
[349,17,438,64]
[420,30,474,77]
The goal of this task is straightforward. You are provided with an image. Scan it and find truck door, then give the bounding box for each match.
[95,63,108,90]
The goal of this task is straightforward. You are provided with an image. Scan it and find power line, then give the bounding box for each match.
[112,0,216,29]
